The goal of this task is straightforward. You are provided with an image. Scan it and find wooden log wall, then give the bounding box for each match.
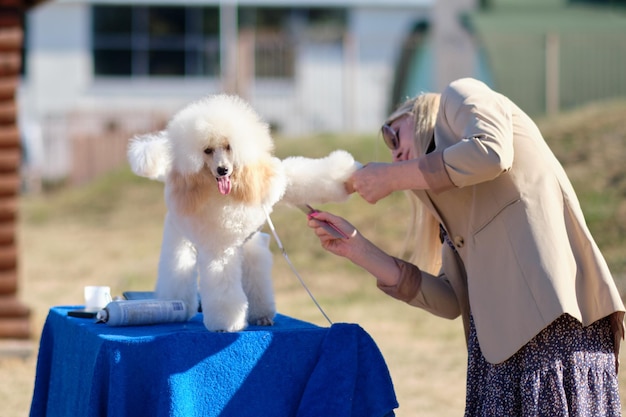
[0,2,31,339]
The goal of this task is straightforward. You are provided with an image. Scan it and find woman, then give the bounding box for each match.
[308,78,625,416]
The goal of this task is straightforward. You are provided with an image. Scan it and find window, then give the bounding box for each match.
[92,5,220,77]
[239,7,296,79]
[93,5,346,80]
[238,7,346,79]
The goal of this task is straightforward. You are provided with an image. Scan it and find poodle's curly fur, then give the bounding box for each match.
[127,95,358,332]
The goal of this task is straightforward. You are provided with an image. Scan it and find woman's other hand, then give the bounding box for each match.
[306,210,402,288]
[306,211,358,258]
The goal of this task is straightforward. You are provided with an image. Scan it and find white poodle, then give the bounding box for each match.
[127,94,358,332]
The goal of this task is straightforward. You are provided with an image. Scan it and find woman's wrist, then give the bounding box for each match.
[376,257,422,302]
[392,159,429,191]
[347,235,401,287]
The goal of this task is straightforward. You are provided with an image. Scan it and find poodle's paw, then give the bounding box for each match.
[202,311,248,333]
[246,301,276,327]
[205,321,248,333]
[251,316,274,327]
[327,149,360,175]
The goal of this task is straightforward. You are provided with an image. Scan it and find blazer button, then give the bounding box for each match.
[454,236,464,248]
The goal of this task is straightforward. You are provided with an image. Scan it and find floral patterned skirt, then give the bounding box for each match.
[465,313,621,417]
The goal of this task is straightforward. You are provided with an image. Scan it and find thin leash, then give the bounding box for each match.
[263,207,333,326]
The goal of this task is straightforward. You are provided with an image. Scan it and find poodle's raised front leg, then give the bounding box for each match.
[155,213,199,319]
[242,232,276,326]
[197,248,248,332]
[280,150,360,206]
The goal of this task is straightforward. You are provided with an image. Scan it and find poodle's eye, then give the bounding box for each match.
[225,144,231,152]
[204,148,213,155]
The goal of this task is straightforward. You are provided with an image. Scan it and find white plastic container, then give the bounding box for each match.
[96,299,188,326]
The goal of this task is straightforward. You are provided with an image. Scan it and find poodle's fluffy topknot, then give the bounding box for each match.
[167,94,274,175]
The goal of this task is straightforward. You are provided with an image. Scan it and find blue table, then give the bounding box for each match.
[30,307,398,417]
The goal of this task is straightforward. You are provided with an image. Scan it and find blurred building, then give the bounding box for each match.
[19,0,481,185]
[19,0,455,135]
[17,0,626,186]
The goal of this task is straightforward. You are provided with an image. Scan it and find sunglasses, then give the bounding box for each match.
[381,124,399,150]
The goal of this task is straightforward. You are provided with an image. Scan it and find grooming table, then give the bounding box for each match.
[29,306,398,417]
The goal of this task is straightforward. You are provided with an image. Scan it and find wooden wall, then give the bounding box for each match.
[0,1,35,339]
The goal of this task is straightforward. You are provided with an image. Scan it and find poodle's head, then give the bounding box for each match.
[128,94,282,211]
[167,94,275,194]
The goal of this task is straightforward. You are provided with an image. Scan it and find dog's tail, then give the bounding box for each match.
[127,131,172,181]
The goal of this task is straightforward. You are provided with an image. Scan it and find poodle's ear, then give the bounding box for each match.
[231,157,285,206]
[127,131,172,181]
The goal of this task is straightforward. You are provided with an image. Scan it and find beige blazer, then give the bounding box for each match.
[409,78,624,364]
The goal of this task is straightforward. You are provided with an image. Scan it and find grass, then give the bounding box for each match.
[2,98,626,416]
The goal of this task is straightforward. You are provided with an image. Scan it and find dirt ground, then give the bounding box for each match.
[2,197,626,417]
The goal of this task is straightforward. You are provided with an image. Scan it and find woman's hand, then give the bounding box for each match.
[306,211,358,258]
[306,210,403,288]
[349,162,395,204]
[349,159,430,202]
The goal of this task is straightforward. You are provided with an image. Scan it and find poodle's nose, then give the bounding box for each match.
[217,166,229,176]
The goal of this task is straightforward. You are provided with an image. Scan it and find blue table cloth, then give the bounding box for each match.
[30,306,398,417]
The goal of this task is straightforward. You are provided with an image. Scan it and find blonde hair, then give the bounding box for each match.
[385,93,442,274]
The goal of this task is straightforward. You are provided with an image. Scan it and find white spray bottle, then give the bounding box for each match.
[96,299,189,326]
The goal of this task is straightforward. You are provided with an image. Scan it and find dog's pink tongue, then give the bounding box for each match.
[217,176,231,195]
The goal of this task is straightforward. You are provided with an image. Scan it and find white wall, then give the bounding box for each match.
[23,2,92,118]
